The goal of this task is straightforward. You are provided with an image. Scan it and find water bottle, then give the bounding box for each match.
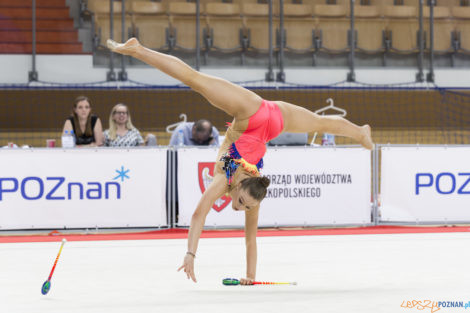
[61,130,74,148]
[321,133,335,146]
[177,129,184,146]
[61,130,69,148]
[69,130,76,148]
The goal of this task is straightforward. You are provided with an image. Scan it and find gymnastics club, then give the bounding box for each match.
[41,238,67,295]
[223,278,297,286]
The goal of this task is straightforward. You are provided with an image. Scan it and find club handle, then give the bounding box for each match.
[223,278,297,286]
[48,239,66,280]
[253,281,297,285]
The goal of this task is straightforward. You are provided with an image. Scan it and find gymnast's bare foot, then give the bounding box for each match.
[359,124,374,150]
[107,38,141,56]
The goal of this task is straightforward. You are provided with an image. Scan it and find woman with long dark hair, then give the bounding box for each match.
[62,96,104,147]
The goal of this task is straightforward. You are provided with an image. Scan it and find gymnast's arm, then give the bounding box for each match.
[92,118,104,146]
[178,173,227,282]
[242,204,260,285]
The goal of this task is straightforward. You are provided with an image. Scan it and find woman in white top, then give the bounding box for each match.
[104,103,144,147]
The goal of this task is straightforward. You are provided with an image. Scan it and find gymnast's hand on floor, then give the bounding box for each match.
[107,38,141,56]
[178,253,197,283]
[240,277,254,285]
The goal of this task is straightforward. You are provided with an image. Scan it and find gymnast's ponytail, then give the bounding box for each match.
[240,176,271,201]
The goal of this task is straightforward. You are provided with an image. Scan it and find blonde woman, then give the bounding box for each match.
[104,103,144,147]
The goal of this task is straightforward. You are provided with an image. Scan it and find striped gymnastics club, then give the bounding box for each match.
[222,278,297,286]
[41,238,66,295]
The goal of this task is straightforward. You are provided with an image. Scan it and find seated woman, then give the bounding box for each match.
[104,103,145,147]
[62,96,104,147]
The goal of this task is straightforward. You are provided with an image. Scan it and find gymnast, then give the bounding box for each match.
[107,38,374,285]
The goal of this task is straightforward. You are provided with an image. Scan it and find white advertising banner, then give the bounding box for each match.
[177,147,371,227]
[380,146,470,222]
[0,148,167,229]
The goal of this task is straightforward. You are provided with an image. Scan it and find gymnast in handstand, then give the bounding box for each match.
[108,38,374,285]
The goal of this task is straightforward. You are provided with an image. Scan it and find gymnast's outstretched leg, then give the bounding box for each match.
[107,38,261,120]
[278,101,373,150]
[108,38,373,150]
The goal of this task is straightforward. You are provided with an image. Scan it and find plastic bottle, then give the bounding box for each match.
[69,130,76,148]
[177,129,184,146]
[61,130,74,148]
[321,133,335,146]
[61,130,69,148]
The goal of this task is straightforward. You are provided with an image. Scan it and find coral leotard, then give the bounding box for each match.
[222,99,284,183]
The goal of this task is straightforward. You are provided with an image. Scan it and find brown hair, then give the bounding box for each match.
[72,96,93,137]
[240,176,271,201]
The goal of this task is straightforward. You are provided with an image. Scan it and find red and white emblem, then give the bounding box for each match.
[198,162,232,212]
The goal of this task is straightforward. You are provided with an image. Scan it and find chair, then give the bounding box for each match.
[383,5,419,54]
[281,3,315,53]
[302,0,332,6]
[313,4,350,53]
[404,0,458,7]
[242,2,275,53]
[232,0,261,4]
[168,2,204,52]
[145,133,157,146]
[354,4,386,54]
[131,1,170,51]
[437,0,462,8]
[423,5,455,54]
[402,0,420,7]
[88,0,132,48]
[198,0,222,5]
[204,2,243,52]
[452,5,470,53]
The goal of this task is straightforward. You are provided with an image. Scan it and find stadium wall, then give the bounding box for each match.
[0,88,465,130]
[2,55,470,87]
[1,87,469,147]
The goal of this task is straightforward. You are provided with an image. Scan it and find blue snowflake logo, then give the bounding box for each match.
[113,166,130,182]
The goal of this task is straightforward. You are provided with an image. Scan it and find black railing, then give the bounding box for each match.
[347,0,356,82]
[28,0,38,82]
[119,0,127,81]
[266,0,275,82]
[107,0,116,81]
[417,0,425,82]
[277,0,285,82]
[427,0,435,82]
